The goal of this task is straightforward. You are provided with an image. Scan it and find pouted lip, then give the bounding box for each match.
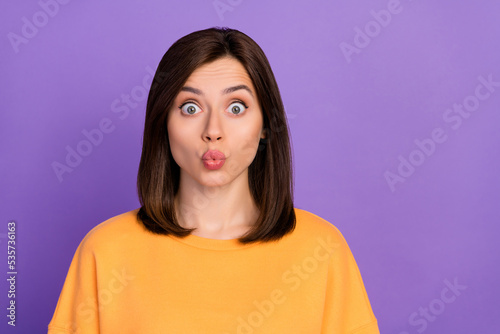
[202,150,226,160]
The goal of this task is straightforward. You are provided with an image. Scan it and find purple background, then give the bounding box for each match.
[1,0,499,332]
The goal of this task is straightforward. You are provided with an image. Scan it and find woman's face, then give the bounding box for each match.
[167,57,265,188]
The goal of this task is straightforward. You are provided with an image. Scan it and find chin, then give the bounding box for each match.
[198,174,232,188]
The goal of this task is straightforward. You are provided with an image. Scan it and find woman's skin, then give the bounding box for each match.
[167,57,266,240]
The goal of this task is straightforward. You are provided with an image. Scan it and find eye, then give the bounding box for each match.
[228,101,247,115]
[180,102,201,115]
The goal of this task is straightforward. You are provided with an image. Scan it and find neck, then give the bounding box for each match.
[175,170,259,239]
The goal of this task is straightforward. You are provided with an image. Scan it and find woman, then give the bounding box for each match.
[48,27,380,333]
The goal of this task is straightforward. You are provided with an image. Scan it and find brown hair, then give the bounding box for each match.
[137,27,295,244]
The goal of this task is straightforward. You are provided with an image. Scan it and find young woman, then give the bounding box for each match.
[48,27,380,333]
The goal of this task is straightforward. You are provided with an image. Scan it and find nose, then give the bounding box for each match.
[202,109,223,142]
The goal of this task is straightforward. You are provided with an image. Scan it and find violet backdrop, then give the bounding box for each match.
[1,0,499,333]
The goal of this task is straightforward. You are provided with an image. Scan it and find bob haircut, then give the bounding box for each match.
[137,27,295,244]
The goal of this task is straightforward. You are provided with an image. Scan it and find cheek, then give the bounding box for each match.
[231,122,263,159]
[167,123,193,165]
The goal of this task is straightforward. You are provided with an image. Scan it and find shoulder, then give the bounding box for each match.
[77,209,147,253]
[291,208,363,271]
[293,208,343,237]
[291,208,349,249]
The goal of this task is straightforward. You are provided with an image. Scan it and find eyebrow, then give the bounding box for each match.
[180,85,254,97]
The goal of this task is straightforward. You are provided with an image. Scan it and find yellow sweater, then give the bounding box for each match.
[48,208,379,333]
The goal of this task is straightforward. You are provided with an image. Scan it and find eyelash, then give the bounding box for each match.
[178,100,249,114]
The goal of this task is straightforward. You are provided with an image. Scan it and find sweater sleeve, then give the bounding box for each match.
[321,231,380,334]
[48,236,100,334]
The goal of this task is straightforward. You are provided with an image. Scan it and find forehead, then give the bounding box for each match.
[184,57,253,87]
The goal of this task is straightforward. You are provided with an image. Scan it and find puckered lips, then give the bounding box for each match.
[202,150,226,170]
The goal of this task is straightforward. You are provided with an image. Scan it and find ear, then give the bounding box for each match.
[260,128,267,139]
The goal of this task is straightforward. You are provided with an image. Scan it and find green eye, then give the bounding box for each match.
[228,102,247,115]
[181,103,201,115]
